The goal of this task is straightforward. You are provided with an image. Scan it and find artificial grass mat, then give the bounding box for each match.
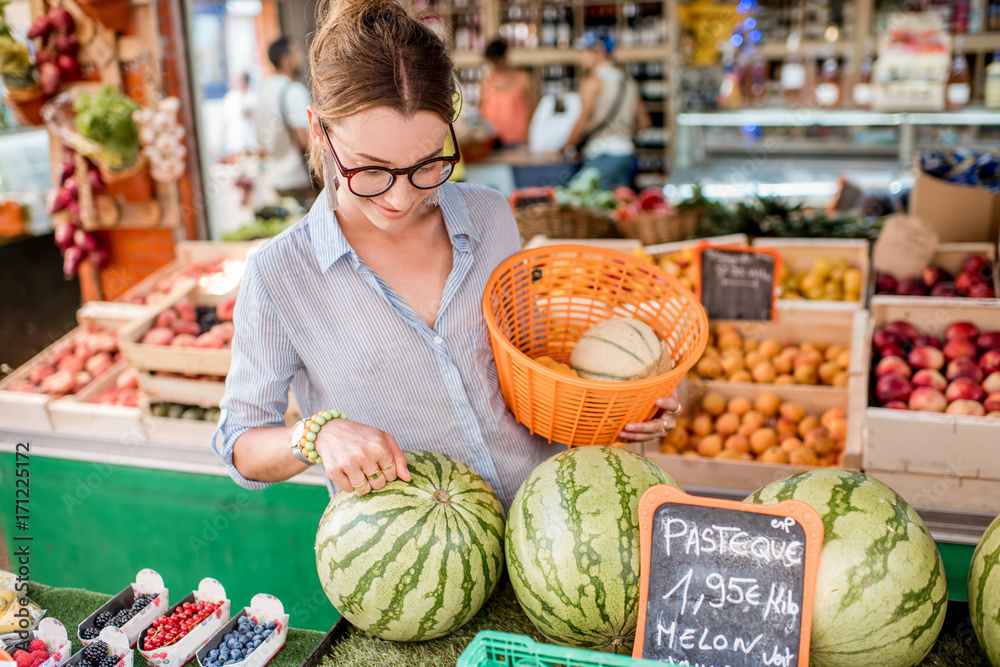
[21,579,993,667]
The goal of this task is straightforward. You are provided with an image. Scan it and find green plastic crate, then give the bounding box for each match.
[456,631,671,667]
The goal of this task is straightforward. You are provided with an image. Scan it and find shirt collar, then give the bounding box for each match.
[308,182,478,274]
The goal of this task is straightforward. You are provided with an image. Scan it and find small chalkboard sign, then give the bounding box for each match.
[634,486,823,667]
[695,244,781,321]
[509,187,555,210]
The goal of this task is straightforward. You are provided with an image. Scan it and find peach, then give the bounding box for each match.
[715,413,741,437]
[819,453,839,467]
[57,355,85,374]
[945,399,986,416]
[728,396,752,416]
[908,346,946,371]
[804,427,835,455]
[780,437,804,454]
[908,386,947,413]
[984,393,1000,413]
[778,402,807,423]
[29,364,55,384]
[912,369,948,392]
[84,352,114,378]
[170,333,199,347]
[885,401,909,410]
[946,378,986,403]
[754,392,781,417]
[759,445,789,464]
[982,372,1000,395]
[155,309,177,329]
[945,321,980,341]
[885,321,919,342]
[724,434,750,454]
[789,448,819,466]
[749,428,777,454]
[194,332,226,349]
[210,321,235,342]
[698,434,724,457]
[776,374,796,385]
[744,339,759,352]
[988,412,1000,419]
[175,299,197,323]
[980,350,1000,375]
[876,374,912,404]
[795,350,823,368]
[944,338,979,361]
[876,356,912,379]
[752,362,777,383]
[947,357,984,383]
[759,339,782,357]
[141,327,175,346]
[797,416,821,438]
[702,393,727,416]
[172,320,202,336]
[730,370,753,383]
[978,331,1000,353]
[692,414,714,437]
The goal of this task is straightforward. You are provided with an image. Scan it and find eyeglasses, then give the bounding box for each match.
[321,123,461,198]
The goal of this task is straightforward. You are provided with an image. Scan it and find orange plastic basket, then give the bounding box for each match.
[482,244,709,447]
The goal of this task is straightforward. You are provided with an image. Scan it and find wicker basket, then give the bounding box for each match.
[514,202,620,243]
[620,208,701,246]
[482,244,708,447]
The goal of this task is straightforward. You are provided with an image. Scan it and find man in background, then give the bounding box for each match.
[254,37,316,204]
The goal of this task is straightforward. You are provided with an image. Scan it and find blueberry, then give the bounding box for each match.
[209,650,219,659]
[241,650,249,659]
[261,630,272,638]
[265,621,276,630]
[253,625,263,633]
[218,649,229,658]
[227,639,239,650]
[241,636,252,645]
[252,639,261,648]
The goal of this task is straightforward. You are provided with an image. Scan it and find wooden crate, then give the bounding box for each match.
[119,285,234,376]
[863,297,1000,481]
[752,238,871,311]
[645,233,750,257]
[0,305,146,431]
[642,380,864,495]
[523,236,643,251]
[136,373,226,409]
[118,241,260,304]
[48,362,146,439]
[866,469,1000,514]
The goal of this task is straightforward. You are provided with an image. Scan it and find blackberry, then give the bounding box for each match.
[109,611,130,627]
[98,656,119,667]
[83,641,109,663]
[94,612,113,629]
[77,660,94,667]
[131,594,155,611]
[80,627,100,640]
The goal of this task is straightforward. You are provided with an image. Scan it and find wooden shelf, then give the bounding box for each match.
[963,33,1000,52]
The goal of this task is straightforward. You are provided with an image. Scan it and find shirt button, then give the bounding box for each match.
[434,336,444,345]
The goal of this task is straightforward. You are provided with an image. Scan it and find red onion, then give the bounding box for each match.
[39,62,61,95]
[54,221,76,249]
[56,54,80,81]
[63,246,84,278]
[89,247,109,268]
[74,228,98,253]
[47,7,75,33]
[47,186,71,214]
[27,16,53,40]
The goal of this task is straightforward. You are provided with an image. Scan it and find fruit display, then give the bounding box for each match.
[968,512,1000,666]
[138,298,235,349]
[87,367,140,407]
[875,255,996,299]
[81,594,158,639]
[632,245,698,291]
[778,256,864,302]
[4,326,119,396]
[870,320,1000,417]
[10,638,60,667]
[506,446,679,654]
[693,324,850,387]
[124,261,244,307]
[315,451,505,642]
[568,317,669,381]
[663,391,847,466]
[610,185,673,224]
[200,616,278,667]
[747,469,947,667]
[150,403,221,423]
[143,601,225,650]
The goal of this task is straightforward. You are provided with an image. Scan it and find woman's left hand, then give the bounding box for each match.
[618,392,683,442]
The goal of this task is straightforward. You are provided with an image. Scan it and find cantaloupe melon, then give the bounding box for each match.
[569,317,672,381]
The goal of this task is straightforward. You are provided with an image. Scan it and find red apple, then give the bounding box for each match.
[912,368,948,392]
[873,329,901,351]
[982,372,1000,395]
[885,320,919,342]
[945,399,986,416]
[985,393,1000,413]
[946,321,980,341]
[978,332,1000,352]
[945,377,987,403]
[980,350,1000,375]
[969,283,996,298]
[944,338,980,361]
[909,386,948,412]
[913,335,942,349]
[876,374,913,404]
[908,346,945,371]
[881,344,907,360]
[876,273,898,294]
[930,282,962,298]
[923,266,952,287]
[885,401,909,410]
[897,278,929,296]
[876,356,912,379]
[947,357,984,383]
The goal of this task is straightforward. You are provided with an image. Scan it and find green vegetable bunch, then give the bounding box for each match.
[554,167,617,210]
[74,85,141,171]
[0,35,36,89]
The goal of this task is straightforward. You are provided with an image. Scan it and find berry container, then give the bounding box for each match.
[65,627,133,667]
[138,578,231,667]
[11,618,74,667]
[195,594,289,667]
[78,569,169,648]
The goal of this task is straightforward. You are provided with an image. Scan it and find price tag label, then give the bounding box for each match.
[695,244,781,321]
[634,486,824,666]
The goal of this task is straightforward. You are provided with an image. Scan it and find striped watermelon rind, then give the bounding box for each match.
[969,512,1000,666]
[314,450,506,642]
[746,469,947,667]
[506,446,680,654]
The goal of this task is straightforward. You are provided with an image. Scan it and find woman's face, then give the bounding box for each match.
[308,106,450,232]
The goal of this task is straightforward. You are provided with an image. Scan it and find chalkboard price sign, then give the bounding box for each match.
[695,244,781,321]
[633,486,823,667]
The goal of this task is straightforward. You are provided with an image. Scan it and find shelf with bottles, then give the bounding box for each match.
[413,0,488,52]
[677,107,1000,127]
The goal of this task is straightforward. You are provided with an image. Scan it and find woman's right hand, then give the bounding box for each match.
[314,419,411,495]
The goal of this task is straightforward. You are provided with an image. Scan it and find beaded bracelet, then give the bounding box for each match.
[291,410,347,466]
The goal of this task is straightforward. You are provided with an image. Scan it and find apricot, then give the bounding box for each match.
[724,434,750,454]
[701,392,727,416]
[697,356,724,379]
[698,434,724,457]
[794,365,818,385]
[703,345,721,359]
[715,413,741,437]
[826,417,848,441]
[832,371,849,387]
[772,355,793,375]
[741,410,765,430]
[821,408,846,430]
[779,402,807,423]
[836,350,851,370]
[659,444,679,455]
[820,453,839,467]
[804,427,836,455]
[780,437,805,453]
[715,449,743,460]
[717,330,743,349]
[720,350,746,376]
[759,445,789,464]
[716,323,738,336]
[824,344,846,362]
[738,422,758,439]
[749,427,777,454]
[692,414,714,437]
[754,392,781,417]
[818,361,840,385]
[682,450,702,459]
[728,396,752,417]
[789,447,819,466]
[775,418,799,441]
[759,339,782,358]
[744,350,767,370]
[664,428,690,450]
[775,374,796,385]
[729,370,753,383]
[797,416,821,438]
[752,362,778,384]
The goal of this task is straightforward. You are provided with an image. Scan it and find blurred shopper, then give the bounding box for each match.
[562,30,650,189]
[479,38,533,147]
[255,37,316,204]
[222,72,256,158]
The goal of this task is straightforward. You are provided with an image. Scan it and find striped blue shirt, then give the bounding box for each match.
[212,182,565,508]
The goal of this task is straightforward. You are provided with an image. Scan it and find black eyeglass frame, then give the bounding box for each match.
[321,122,461,198]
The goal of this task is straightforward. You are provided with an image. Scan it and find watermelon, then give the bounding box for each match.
[746,469,947,667]
[969,511,1000,666]
[314,450,505,642]
[506,446,680,654]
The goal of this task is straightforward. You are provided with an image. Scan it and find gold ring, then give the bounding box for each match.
[365,469,382,482]
[352,479,369,491]
[662,419,672,432]
[664,404,683,417]
[379,461,395,471]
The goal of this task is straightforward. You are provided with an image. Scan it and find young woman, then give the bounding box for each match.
[211,0,680,509]
[478,38,534,147]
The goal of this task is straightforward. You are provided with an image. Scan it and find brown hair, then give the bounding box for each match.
[307,0,457,176]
